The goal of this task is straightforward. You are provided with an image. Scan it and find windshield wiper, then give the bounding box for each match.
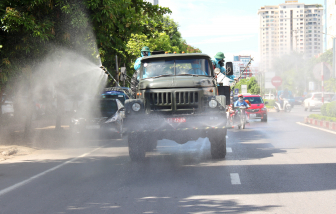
[144,74,173,79]
[176,74,200,77]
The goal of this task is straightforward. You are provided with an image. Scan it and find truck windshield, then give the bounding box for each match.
[141,58,211,79]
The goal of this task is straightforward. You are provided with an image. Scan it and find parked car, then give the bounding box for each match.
[103,87,131,103]
[303,92,335,111]
[243,95,268,122]
[70,97,125,138]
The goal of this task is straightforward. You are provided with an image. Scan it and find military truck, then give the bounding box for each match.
[124,53,230,161]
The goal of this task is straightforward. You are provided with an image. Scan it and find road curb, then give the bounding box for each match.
[303,116,336,132]
[297,122,336,134]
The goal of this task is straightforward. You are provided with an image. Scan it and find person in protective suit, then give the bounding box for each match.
[134,46,151,70]
[188,59,205,75]
[211,52,235,83]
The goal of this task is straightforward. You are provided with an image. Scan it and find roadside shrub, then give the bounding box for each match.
[308,113,336,122]
[326,101,336,117]
[321,103,328,116]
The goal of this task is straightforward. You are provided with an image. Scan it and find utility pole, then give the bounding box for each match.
[321,62,324,104]
[324,0,327,52]
[333,37,336,78]
[115,55,119,86]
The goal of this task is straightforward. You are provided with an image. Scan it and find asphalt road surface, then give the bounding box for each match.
[0,106,335,213]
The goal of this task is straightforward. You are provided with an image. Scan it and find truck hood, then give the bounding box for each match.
[139,76,214,89]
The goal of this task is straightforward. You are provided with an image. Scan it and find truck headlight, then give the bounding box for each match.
[132,103,141,112]
[209,100,217,108]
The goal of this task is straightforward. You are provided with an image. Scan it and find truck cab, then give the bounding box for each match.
[125,53,229,161]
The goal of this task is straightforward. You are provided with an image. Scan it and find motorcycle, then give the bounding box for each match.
[235,106,247,129]
[274,98,292,112]
[226,104,235,128]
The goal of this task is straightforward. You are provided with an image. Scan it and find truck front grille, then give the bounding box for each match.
[146,91,200,112]
[175,91,199,111]
[148,92,172,110]
[175,92,198,104]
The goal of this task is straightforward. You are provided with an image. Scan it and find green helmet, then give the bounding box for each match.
[214,52,225,60]
[141,46,150,52]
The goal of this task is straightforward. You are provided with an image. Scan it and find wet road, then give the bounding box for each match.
[0,106,335,213]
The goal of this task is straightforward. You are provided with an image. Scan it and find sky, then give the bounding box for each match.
[159,0,324,65]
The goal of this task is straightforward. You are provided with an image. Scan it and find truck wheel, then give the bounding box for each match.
[128,132,146,161]
[146,139,157,151]
[209,130,227,159]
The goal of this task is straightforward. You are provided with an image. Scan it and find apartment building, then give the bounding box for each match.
[258,1,324,72]
[327,0,336,49]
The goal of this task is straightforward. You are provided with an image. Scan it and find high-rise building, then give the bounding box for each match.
[258,1,324,72]
[327,0,336,49]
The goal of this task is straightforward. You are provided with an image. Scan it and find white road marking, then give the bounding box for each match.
[0,147,102,197]
[227,147,232,153]
[296,122,336,135]
[230,173,241,185]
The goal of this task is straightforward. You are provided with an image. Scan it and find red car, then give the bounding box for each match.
[243,95,268,122]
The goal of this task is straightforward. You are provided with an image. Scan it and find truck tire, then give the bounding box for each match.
[128,132,146,161]
[209,130,227,159]
[146,138,157,151]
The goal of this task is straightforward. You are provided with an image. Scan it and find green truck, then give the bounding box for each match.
[125,53,230,161]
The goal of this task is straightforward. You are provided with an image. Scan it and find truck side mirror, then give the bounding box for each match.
[120,67,126,81]
[226,62,233,76]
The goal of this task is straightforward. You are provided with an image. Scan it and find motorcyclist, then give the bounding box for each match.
[278,88,290,110]
[211,52,235,84]
[234,94,250,108]
[134,46,151,71]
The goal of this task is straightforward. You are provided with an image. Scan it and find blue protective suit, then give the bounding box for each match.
[234,100,249,108]
[211,58,235,81]
[134,52,151,71]
[190,63,205,75]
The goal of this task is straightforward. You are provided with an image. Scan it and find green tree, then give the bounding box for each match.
[325,78,336,92]
[233,77,260,94]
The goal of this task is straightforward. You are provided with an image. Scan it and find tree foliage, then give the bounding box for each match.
[126,16,201,69]
[0,0,202,92]
[234,77,260,94]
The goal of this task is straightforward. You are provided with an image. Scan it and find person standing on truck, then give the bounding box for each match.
[134,46,151,70]
[211,52,235,81]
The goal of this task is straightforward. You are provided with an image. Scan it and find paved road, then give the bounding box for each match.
[0,106,335,213]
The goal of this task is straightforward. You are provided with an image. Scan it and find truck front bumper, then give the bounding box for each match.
[125,113,227,143]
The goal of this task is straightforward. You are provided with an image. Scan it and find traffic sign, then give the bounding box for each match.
[271,76,282,88]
